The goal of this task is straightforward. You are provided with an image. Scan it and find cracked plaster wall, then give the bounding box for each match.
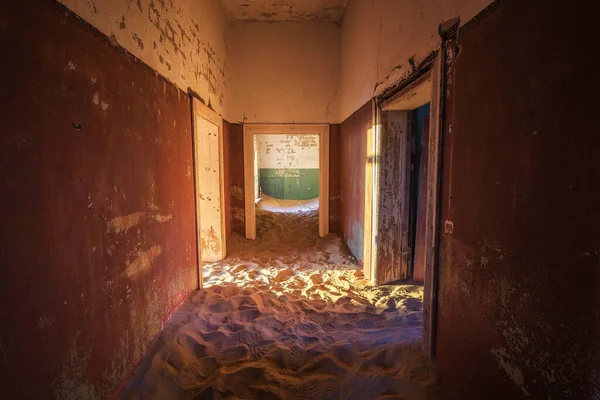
[59,0,229,117]
[435,1,600,398]
[227,21,341,123]
[339,0,492,121]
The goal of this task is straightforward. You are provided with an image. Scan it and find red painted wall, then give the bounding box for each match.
[435,1,600,398]
[227,123,246,237]
[329,124,342,233]
[340,101,371,263]
[223,120,233,241]
[0,2,197,398]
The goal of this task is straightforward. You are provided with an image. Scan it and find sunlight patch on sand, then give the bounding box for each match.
[119,195,444,400]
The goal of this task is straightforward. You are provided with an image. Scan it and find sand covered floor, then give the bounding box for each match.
[120,195,444,399]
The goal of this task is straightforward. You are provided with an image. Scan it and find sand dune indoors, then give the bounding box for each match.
[119,195,444,399]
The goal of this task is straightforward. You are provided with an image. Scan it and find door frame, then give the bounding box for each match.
[372,47,444,359]
[189,93,227,288]
[243,124,330,239]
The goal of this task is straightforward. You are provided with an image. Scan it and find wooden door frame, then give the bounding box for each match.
[374,47,444,359]
[190,93,227,288]
[243,124,330,240]
[362,101,377,283]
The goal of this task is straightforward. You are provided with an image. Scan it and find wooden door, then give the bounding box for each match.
[375,111,412,284]
[194,108,225,262]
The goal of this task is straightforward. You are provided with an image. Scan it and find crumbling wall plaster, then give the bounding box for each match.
[221,0,348,22]
[257,135,319,170]
[257,134,320,200]
[435,1,600,398]
[59,0,229,116]
[340,0,492,121]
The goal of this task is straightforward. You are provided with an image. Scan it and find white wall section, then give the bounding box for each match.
[227,21,341,123]
[257,135,319,169]
[59,0,229,116]
[339,0,492,121]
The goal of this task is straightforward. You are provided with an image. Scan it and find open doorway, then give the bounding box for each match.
[363,50,443,359]
[410,103,431,283]
[190,95,227,288]
[243,124,330,240]
[253,133,320,235]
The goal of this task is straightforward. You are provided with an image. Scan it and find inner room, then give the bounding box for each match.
[255,133,321,217]
[1,1,597,400]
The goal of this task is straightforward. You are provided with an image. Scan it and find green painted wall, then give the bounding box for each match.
[259,168,319,200]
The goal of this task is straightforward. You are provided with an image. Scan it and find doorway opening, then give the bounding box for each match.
[365,50,443,359]
[410,102,431,283]
[243,124,330,240]
[190,95,227,288]
[253,133,320,236]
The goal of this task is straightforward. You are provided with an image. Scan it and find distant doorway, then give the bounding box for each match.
[255,133,320,201]
[243,125,329,240]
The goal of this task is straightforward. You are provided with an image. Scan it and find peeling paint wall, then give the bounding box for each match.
[435,1,600,399]
[340,0,492,121]
[257,134,320,169]
[58,0,229,117]
[221,0,348,22]
[0,2,197,398]
[227,21,341,123]
[257,134,320,200]
[340,101,371,263]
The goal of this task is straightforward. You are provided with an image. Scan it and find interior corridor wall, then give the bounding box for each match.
[435,1,600,398]
[58,0,230,118]
[340,101,371,264]
[340,0,492,121]
[0,2,197,398]
[227,21,341,123]
[257,135,320,201]
[225,122,246,237]
[329,124,342,233]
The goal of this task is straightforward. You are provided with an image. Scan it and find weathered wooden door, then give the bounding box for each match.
[375,111,412,284]
[193,100,226,263]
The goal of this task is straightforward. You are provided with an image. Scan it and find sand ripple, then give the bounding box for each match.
[119,196,445,399]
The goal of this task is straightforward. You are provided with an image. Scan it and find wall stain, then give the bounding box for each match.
[59,0,228,115]
[123,245,162,278]
[201,226,221,256]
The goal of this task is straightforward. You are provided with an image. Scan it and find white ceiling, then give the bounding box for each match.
[221,0,348,22]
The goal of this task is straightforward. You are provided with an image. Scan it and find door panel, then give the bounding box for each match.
[195,115,224,262]
[375,111,412,284]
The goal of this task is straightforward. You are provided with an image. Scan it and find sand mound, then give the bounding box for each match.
[119,195,444,399]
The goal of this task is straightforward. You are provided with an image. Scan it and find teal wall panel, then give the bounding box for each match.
[259,168,319,200]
